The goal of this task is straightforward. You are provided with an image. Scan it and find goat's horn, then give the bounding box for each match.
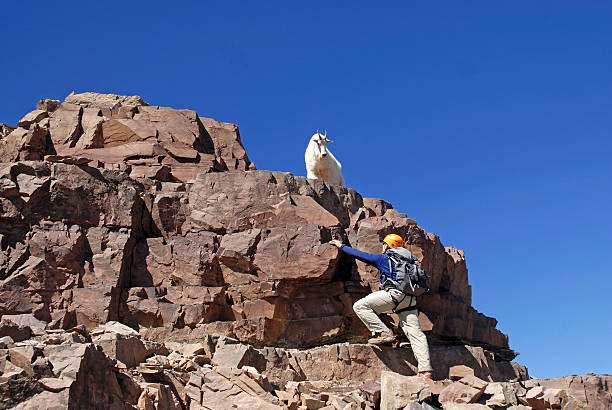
[324,130,327,137]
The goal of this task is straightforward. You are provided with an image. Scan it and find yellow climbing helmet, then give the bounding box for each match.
[383,234,404,249]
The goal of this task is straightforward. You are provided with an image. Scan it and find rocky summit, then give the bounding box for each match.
[0,92,608,409]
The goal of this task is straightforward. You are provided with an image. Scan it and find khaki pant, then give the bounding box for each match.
[353,289,433,372]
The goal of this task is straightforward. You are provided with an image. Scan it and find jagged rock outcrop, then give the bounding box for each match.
[0,92,254,183]
[0,92,602,409]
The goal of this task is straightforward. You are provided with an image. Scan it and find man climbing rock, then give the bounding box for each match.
[329,234,433,379]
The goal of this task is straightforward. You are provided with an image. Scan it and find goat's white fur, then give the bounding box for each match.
[304,131,345,186]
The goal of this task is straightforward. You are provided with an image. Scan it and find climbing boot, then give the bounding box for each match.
[367,330,396,345]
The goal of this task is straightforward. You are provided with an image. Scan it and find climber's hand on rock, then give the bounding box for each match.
[329,240,343,248]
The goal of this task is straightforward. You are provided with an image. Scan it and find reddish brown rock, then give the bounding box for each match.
[380,372,432,409]
[252,225,339,282]
[36,99,61,112]
[438,381,485,405]
[130,234,223,289]
[130,238,175,287]
[70,287,120,328]
[483,382,509,407]
[39,376,74,392]
[121,285,226,329]
[0,125,53,161]
[199,116,253,171]
[199,366,282,409]
[0,321,32,343]
[185,171,359,234]
[3,328,594,410]
[534,374,611,409]
[524,385,550,410]
[43,155,91,165]
[450,365,475,380]
[134,106,199,147]
[0,378,46,410]
[61,140,162,164]
[90,321,147,368]
[18,110,48,129]
[46,163,143,228]
[211,338,264,369]
[64,91,148,109]
[218,229,262,279]
[459,375,488,390]
[0,313,45,334]
[43,342,139,407]
[73,108,104,150]
[0,175,18,198]
[2,92,254,185]
[47,103,83,147]
[0,162,143,329]
[7,345,38,376]
[101,118,157,147]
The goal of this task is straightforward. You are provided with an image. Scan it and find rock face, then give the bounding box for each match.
[0,161,509,355]
[0,92,601,409]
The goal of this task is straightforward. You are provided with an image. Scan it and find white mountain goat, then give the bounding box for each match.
[304,131,345,186]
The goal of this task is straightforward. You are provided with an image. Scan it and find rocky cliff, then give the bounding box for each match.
[0,93,605,409]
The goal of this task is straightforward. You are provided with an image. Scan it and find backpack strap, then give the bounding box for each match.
[387,289,403,304]
[386,251,399,281]
[387,290,412,313]
[394,301,417,315]
[378,251,394,287]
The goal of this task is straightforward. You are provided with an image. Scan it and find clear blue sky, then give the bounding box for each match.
[1,2,610,378]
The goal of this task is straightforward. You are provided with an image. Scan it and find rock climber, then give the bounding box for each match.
[329,234,433,379]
